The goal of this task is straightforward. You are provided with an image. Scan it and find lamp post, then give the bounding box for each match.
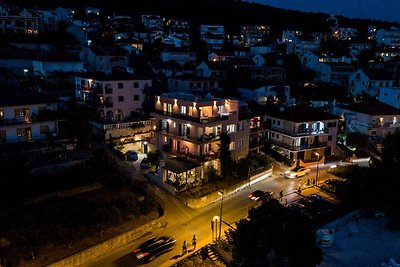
[218,191,224,239]
[315,152,320,186]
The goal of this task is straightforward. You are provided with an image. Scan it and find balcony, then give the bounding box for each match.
[169,149,219,162]
[153,110,233,124]
[370,122,400,129]
[267,126,328,137]
[0,111,59,126]
[270,139,328,151]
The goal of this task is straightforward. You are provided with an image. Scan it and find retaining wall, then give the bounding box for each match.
[46,216,167,267]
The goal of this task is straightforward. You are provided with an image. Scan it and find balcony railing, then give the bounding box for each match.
[266,125,328,137]
[153,110,233,124]
[169,149,219,162]
[0,111,59,126]
[370,122,400,128]
[270,139,328,151]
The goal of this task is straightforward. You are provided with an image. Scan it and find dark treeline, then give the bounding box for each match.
[3,0,398,38]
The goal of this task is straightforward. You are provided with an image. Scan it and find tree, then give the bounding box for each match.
[147,150,163,171]
[345,132,369,151]
[219,133,233,177]
[227,200,322,267]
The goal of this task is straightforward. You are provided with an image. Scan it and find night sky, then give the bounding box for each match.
[247,0,400,23]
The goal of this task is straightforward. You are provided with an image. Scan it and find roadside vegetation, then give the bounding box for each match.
[0,148,161,266]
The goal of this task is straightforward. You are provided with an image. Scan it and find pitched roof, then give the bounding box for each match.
[149,60,181,70]
[0,88,56,107]
[90,46,128,57]
[267,104,340,122]
[206,61,235,71]
[338,100,400,115]
[363,69,397,80]
[77,72,151,81]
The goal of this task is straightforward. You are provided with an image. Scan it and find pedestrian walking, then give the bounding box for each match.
[182,241,187,255]
[191,235,197,250]
[285,198,288,206]
[298,185,302,194]
[307,178,310,186]
[279,190,283,200]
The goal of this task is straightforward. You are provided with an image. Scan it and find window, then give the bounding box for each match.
[229,141,235,151]
[133,82,139,88]
[134,95,139,101]
[15,108,27,118]
[163,103,167,112]
[40,125,49,134]
[271,133,275,138]
[276,134,279,139]
[118,96,124,102]
[16,128,26,137]
[328,135,332,141]
[226,124,235,133]
[118,82,123,89]
[0,110,3,120]
[277,120,280,126]
[181,106,187,115]
[167,104,172,113]
[272,120,276,124]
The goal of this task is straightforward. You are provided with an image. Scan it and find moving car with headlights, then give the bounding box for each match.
[248,190,273,202]
[284,166,310,178]
[134,236,176,262]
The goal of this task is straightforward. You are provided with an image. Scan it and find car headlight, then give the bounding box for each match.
[284,170,290,174]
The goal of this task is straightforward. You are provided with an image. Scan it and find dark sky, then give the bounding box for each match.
[247,0,399,23]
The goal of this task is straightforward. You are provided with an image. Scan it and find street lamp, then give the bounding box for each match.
[218,191,224,239]
[315,152,320,186]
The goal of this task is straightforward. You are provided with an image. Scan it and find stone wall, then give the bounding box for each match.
[182,168,273,209]
[46,216,167,267]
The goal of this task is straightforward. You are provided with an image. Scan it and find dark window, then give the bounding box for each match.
[118,96,124,102]
[133,82,139,88]
[134,95,139,101]
[118,82,124,89]
[277,121,280,126]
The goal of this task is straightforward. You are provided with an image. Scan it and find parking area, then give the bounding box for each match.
[287,188,342,226]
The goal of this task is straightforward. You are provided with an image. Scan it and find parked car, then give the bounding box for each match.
[133,236,176,262]
[140,157,152,169]
[126,150,139,161]
[284,166,310,178]
[248,190,273,202]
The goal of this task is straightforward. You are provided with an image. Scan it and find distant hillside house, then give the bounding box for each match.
[237,80,290,106]
[33,53,85,76]
[80,46,129,73]
[332,100,400,137]
[378,87,400,109]
[314,62,355,86]
[0,6,39,34]
[348,69,398,97]
[264,104,339,163]
[0,88,60,144]
[167,74,220,93]
[75,72,152,123]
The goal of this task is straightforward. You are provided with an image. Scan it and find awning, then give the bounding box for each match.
[164,157,201,174]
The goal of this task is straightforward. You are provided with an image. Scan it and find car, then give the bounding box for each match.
[140,157,152,169]
[126,150,139,161]
[248,190,273,202]
[284,166,310,178]
[133,236,176,262]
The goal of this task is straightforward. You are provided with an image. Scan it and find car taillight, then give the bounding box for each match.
[134,248,140,253]
[136,252,149,259]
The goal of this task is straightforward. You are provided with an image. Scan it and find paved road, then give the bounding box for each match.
[79,159,341,267]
